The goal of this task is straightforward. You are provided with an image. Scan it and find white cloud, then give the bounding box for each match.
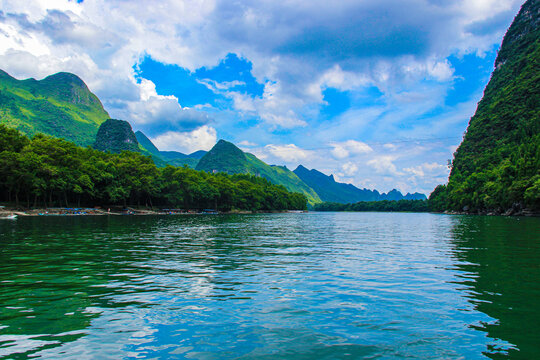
[264,144,310,162]
[428,60,454,81]
[151,125,217,154]
[238,140,257,147]
[330,140,373,159]
[109,78,212,132]
[1,0,517,134]
[367,156,403,176]
[0,0,523,196]
[331,145,349,159]
[341,162,358,176]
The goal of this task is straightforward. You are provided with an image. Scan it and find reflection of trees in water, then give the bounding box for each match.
[0,214,307,358]
[449,216,540,359]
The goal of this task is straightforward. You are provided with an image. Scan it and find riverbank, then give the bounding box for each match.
[0,206,306,217]
[442,206,539,217]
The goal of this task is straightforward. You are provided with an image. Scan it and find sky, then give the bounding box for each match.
[0,0,524,195]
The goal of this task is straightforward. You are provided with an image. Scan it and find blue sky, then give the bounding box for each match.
[0,0,524,194]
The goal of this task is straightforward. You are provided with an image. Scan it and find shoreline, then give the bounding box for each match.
[0,207,307,217]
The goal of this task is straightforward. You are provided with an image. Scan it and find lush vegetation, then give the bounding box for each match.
[94,119,140,153]
[196,140,321,204]
[429,0,540,213]
[294,165,426,203]
[314,200,429,212]
[0,70,109,146]
[0,125,307,211]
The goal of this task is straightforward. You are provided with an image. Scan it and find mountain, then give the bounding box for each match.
[294,165,426,203]
[196,140,321,204]
[134,130,205,168]
[94,119,140,153]
[187,150,207,159]
[429,0,540,213]
[0,70,109,146]
[134,130,161,156]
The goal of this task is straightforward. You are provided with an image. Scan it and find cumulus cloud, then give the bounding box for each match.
[0,0,522,194]
[117,79,212,132]
[264,144,310,162]
[341,162,358,176]
[403,162,448,177]
[0,0,521,135]
[151,125,217,154]
[330,140,373,159]
[367,156,403,176]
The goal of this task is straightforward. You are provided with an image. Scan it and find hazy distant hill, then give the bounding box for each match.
[294,165,426,203]
[0,70,109,146]
[429,0,540,213]
[196,140,321,204]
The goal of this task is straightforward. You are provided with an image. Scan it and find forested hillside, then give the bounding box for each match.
[0,70,109,146]
[196,140,321,204]
[429,0,540,214]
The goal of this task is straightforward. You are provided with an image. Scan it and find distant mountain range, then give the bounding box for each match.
[293,165,426,203]
[0,68,426,205]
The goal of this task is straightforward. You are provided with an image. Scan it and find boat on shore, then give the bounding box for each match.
[0,214,17,220]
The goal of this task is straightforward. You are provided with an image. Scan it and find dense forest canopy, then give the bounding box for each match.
[0,125,307,211]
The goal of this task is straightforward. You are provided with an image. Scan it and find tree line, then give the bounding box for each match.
[313,200,429,212]
[0,125,307,211]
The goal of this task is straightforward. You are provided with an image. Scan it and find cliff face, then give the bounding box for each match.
[94,119,140,153]
[430,0,540,213]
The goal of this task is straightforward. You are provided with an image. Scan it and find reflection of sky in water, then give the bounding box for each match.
[1,214,538,359]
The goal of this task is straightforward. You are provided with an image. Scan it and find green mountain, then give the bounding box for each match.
[134,130,161,156]
[196,140,321,204]
[0,70,109,146]
[94,119,140,153]
[134,130,204,168]
[429,0,540,213]
[294,165,426,203]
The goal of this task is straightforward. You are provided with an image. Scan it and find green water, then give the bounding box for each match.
[0,213,539,359]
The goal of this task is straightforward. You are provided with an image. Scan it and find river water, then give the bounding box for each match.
[0,213,539,359]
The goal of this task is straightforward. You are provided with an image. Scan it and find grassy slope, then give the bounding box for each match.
[196,140,321,204]
[430,0,540,211]
[0,70,110,146]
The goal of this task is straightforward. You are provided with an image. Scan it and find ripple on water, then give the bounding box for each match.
[0,213,539,359]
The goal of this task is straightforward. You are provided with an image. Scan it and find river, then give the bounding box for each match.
[1,213,539,359]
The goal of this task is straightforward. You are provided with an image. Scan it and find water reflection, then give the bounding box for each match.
[448,215,540,359]
[1,214,539,359]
